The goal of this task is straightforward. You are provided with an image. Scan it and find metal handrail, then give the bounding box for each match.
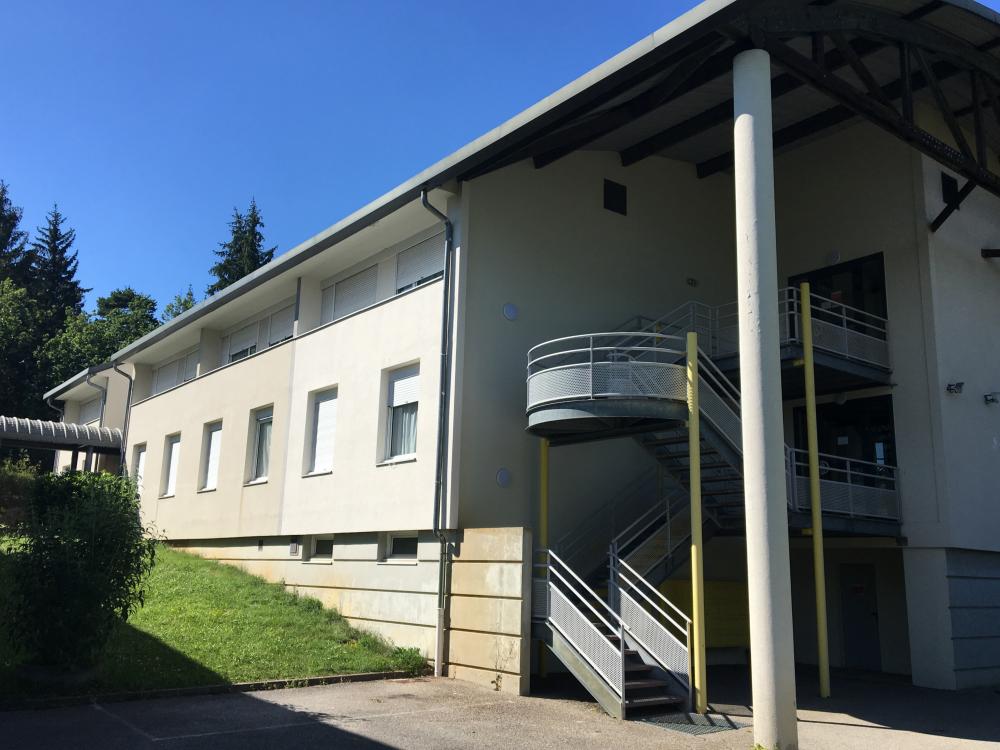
[546,550,625,629]
[616,556,691,626]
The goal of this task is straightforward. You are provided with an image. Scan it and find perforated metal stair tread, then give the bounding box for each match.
[625,694,685,707]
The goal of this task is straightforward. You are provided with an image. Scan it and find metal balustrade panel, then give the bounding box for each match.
[619,590,690,687]
[699,382,743,453]
[794,477,899,520]
[548,586,623,694]
[532,577,549,619]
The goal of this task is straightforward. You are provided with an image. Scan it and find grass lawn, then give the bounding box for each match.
[0,545,425,699]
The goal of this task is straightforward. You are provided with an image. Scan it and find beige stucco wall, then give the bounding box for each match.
[174,526,532,695]
[129,282,442,541]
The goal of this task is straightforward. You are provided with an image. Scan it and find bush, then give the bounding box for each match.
[1,471,157,669]
[0,455,37,527]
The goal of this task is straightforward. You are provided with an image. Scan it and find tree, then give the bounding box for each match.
[0,181,33,289]
[207,198,275,295]
[36,288,159,386]
[0,279,44,418]
[30,204,89,333]
[162,285,197,321]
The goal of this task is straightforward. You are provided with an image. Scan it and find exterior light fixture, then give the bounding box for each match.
[496,468,511,488]
[946,382,964,394]
[985,393,999,405]
[502,303,518,321]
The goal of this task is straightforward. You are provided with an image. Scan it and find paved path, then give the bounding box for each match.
[3,673,998,749]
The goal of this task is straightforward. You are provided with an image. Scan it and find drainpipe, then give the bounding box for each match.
[85,367,109,472]
[421,187,455,679]
[112,362,134,472]
[45,397,64,420]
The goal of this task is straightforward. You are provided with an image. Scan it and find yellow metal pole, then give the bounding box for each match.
[687,332,708,713]
[800,282,831,698]
[538,437,550,679]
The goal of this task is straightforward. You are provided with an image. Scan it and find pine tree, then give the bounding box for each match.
[162,285,197,321]
[0,180,33,289]
[207,198,276,295]
[30,204,89,331]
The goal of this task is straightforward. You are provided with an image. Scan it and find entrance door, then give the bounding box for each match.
[840,563,881,671]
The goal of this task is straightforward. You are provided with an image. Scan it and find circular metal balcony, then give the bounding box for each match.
[526,332,689,441]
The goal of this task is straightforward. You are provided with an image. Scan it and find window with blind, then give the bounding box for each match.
[321,265,378,324]
[395,234,444,293]
[153,350,199,394]
[228,323,259,363]
[307,389,338,474]
[249,407,273,482]
[162,434,181,497]
[132,444,146,493]
[385,365,419,459]
[200,422,222,491]
[267,305,294,345]
[79,397,101,425]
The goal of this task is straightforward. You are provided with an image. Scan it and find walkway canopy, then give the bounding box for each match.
[0,416,122,455]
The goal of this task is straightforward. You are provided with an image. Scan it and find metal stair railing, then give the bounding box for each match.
[609,553,693,707]
[533,550,628,713]
[552,468,660,574]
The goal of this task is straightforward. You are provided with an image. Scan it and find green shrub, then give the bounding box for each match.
[1,471,157,669]
[0,456,37,528]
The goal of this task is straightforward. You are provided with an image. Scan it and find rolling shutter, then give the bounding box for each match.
[203,424,222,490]
[310,390,338,474]
[268,305,294,345]
[395,234,444,292]
[332,265,378,320]
[229,323,258,361]
[388,365,420,407]
[79,397,101,424]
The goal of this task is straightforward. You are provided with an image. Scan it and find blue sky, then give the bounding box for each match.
[3,1,998,311]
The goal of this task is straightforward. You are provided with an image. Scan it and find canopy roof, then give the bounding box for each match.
[0,417,122,453]
[45,0,1000,400]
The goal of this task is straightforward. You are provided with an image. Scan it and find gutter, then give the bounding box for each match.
[421,188,456,679]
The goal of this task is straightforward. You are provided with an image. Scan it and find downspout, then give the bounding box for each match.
[85,367,109,472]
[421,187,455,679]
[45,398,64,472]
[112,362,134,472]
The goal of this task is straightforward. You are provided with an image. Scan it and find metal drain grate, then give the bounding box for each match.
[639,712,751,736]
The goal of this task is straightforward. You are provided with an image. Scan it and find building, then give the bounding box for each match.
[41,1,1000,747]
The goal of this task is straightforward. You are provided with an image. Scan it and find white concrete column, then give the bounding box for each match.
[733,48,799,750]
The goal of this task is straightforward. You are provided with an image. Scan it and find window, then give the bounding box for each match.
[312,536,334,560]
[387,533,418,560]
[307,389,338,474]
[249,407,273,482]
[386,365,419,459]
[321,265,378,323]
[200,422,222,491]
[132,444,147,493]
[228,323,258,363]
[162,434,181,497]
[267,305,294,346]
[153,350,199,394]
[395,234,444,293]
[79,397,101,425]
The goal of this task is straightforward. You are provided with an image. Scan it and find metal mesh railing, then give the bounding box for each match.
[534,551,626,698]
[790,449,899,520]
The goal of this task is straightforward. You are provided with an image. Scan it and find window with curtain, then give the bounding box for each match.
[395,234,444,293]
[162,435,181,497]
[201,422,222,490]
[386,365,419,459]
[250,408,273,481]
[308,389,337,474]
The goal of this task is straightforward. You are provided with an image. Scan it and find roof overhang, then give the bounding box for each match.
[43,0,1000,400]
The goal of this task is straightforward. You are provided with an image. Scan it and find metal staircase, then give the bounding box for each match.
[529,294,900,718]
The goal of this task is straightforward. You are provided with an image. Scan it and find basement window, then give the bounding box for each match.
[387,532,418,560]
[603,179,627,216]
